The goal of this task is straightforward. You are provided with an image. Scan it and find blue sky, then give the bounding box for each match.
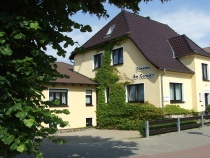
[46,0,210,63]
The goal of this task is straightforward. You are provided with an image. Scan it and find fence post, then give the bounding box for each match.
[201,114,204,127]
[177,117,180,132]
[145,121,149,138]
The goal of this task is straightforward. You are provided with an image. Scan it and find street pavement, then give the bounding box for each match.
[17,126,210,158]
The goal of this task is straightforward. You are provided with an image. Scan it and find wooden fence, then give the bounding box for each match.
[145,115,210,138]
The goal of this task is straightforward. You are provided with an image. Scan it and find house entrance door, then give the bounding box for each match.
[204,93,210,112]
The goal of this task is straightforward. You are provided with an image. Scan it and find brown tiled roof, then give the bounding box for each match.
[81,11,130,49]
[70,10,210,74]
[168,35,194,58]
[169,35,210,58]
[203,47,210,53]
[52,62,97,85]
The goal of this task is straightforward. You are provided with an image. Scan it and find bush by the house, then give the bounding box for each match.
[164,104,191,115]
[206,105,210,114]
[97,102,164,130]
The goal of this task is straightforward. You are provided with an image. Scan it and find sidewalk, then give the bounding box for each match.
[132,144,210,158]
[131,126,210,157]
[17,126,210,158]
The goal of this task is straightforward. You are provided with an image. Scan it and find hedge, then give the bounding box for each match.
[96,102,164,130]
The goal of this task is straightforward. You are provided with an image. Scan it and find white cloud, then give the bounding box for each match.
[148,8,210,47]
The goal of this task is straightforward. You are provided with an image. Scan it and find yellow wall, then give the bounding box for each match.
[74,39,161,107]
[194,56,210,111]
[162,71,193,110]
[74,50,105,78]
[73,38,210,112]
[180,55,210,111]
[119,39,161,107]
[42,84,97,129]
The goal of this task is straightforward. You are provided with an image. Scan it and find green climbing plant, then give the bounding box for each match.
[93,38,163,130]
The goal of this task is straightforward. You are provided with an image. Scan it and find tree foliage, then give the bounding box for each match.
[0,0,169,157]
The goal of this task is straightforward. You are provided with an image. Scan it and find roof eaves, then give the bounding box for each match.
[193,53,210,59]
[69,51,76,60]
[72,71,98,84]
[50,81,98,85]
[203,47,210,53]
[159,68,194,74]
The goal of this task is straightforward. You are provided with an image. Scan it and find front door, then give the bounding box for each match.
[204,93,210,111]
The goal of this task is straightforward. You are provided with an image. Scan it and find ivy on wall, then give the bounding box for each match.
[94,48,121,106]
[91,36,164,130]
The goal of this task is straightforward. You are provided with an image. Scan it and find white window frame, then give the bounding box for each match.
[125,85,128,103]
[93,53,102,70]
[105,87,110,103]
[48,88,69,107]
[86,90,93,106]
[202,63,209,81]
[86,117,93,127]
[111,47,124,66]
[169,82,184,103]
[126,83,144,103]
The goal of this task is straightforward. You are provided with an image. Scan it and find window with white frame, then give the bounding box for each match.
[86,118,93,127]
[202,63,209,81]
[127,84,144,103]
[112,47,123,65]
[105,87,110,103]
[170,83,183,103]
[49,89,68,106]
[86,90,92,106]
[93,53,102,69]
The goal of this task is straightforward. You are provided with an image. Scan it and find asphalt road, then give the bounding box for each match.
[17,126,210,158]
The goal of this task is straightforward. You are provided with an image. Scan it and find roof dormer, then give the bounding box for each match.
[106,24,115,36]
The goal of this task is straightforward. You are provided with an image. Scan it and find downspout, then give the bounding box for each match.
[161,69,166,112]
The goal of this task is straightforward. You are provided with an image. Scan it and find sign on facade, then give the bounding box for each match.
[133,66,154,80]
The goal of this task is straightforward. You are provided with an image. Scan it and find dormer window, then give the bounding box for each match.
[106,24,115,35]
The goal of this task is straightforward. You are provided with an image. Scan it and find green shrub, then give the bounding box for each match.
[93,43,164,134]
[97,102,164,131]
[206,105,210,114]
[164,104,191,115]
[139,122,146,137]
[190,109,200,116]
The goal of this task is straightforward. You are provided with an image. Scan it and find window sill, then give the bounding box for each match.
[92,67,101,71]
[170,101,185,104]
[128,101,144,103]
[49,105,68,108]
[113,63,123,66]
[86,104,93,106]
[202,79,210,82]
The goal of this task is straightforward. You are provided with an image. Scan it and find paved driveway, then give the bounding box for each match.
[17,126,210,158]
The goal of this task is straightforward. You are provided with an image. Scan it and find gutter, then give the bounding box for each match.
[161,69,166,112]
